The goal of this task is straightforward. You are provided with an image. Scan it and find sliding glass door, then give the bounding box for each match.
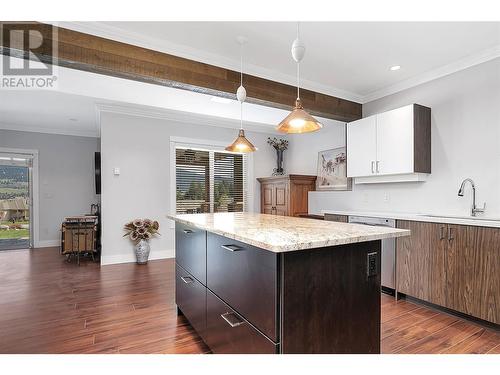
[0,153,33,250]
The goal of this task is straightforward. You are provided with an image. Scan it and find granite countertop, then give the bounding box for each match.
[167,212,409,253]
[321,209,500,228]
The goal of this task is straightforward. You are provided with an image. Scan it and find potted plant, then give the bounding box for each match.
[267,137,289,175]
[123,219,160,264]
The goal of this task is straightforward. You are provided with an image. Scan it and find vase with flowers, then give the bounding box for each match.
[123,218,160,264]
[267,137,289,175]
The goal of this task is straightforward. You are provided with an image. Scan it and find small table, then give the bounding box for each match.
[61,216,98,265]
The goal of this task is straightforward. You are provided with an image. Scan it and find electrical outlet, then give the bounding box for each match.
[383,192,390,203]
[367,252,378,278]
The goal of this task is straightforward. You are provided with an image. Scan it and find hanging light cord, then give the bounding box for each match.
[240,41,244,130]
[296,22,300,101]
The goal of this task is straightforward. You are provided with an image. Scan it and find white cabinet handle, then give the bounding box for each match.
[371,161,375,174]
[376,161,380,173]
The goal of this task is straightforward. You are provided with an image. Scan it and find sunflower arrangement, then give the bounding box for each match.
[123,219,160,243]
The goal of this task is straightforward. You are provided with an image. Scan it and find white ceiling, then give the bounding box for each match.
[0,90,101,137]
[60,21,500,102]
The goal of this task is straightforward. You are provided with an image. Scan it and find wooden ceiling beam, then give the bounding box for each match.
[0,22,362,122]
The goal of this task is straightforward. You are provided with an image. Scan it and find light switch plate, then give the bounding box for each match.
[113,168,120,175]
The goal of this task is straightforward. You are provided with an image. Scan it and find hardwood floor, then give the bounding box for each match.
[0,247,498,354]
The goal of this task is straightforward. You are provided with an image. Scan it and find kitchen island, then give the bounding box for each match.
[167,212,409,354]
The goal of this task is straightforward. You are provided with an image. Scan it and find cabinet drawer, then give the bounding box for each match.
[175,264,206,338]
[205,290,278,354]
[175,222,206,284]
[207,232,278,341]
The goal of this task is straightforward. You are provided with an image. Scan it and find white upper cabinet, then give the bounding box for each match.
[346,116,377,178]
[346,104,431,183]
[376,105,414,176]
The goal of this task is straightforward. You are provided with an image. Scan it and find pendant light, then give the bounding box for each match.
[225,37,257,153]
[277,23,323,134]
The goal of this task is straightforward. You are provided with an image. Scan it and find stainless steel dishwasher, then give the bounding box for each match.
[348,216,396,294]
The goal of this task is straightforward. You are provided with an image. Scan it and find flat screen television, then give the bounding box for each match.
[95,152,101,195]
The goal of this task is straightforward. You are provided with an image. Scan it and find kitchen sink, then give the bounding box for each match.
[418,214,500,222]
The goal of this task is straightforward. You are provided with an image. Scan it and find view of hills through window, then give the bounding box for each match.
[0,165,30,249]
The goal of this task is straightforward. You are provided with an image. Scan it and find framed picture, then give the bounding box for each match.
[316,147,352,191]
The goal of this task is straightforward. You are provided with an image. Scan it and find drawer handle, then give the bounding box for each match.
[183,229,194,234]
[220,312,245,328]
[439,226,446,240]
[221,244,243,252]
[180,276,194,284]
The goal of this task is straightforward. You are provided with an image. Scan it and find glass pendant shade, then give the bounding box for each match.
[225,129,257,153]
[276,99,323,134]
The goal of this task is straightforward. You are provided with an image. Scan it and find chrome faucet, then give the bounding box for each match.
[458,178,486,217]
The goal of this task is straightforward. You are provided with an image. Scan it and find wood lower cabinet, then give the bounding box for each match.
[205,290,278,354]
[175,222,207,284]
[396,220,499,324]
[175,264,207,338]
[396,220,433,302]
[206,232,278,341]
[257,175,316,217]
[429,223,448,307]
[446,225,500,324]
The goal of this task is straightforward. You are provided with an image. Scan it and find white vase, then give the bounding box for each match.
[135,239,150,264]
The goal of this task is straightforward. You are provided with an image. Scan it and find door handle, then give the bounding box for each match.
[439,226,446,240]
[221,244,243,252]
[371,161,375,174]
[220,312,245,328]
[448,226,454,242]
[182,229,193,234]
[180,276,194,284]
[376,161,380,173]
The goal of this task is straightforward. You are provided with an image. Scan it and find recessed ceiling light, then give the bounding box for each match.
[211,96,233,104]
[390,65,401,71]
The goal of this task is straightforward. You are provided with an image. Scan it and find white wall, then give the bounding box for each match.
[100,111,277,265]
[0,129,100,246]
[285,120,346,175]
[301,59,500,217]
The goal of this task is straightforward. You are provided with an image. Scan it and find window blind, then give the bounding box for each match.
[175,147,246,214]
[175,148,210,214]
[213,152,244,213]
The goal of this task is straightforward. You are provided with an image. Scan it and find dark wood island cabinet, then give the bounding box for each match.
[170,212,409,354]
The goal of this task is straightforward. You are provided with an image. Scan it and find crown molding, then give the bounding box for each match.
[361,44,500,104]
[0,121,99,138]
[95,103,277,134]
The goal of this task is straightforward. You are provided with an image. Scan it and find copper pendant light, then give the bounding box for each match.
[225,129,256,153]
[277,23,322,134]
[225,37,257,153]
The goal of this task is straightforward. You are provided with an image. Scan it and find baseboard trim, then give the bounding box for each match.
[37,240,60,248]
[101,248,174,266]
[399,293,500,331]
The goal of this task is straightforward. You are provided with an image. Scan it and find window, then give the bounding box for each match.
[175,147,246,214]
